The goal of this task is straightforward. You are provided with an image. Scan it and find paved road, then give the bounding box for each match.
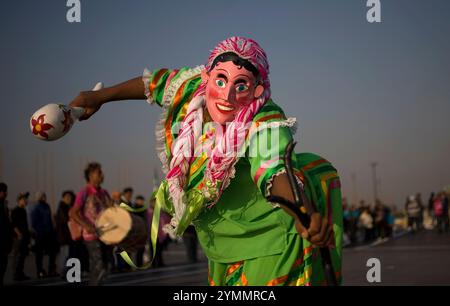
[343,230,450,285]
[5,230,450,286]
[4,240,209,286]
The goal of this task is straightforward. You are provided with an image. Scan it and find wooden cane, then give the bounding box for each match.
[267,141,338,286]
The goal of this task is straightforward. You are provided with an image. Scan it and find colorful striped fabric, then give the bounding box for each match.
[206,153,343,286]
[294,152,343,285]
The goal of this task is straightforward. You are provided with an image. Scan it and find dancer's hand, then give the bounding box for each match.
[294,213,335,248]
[270,173,335,248]
[69,90,104,121]
[85,224,97,235]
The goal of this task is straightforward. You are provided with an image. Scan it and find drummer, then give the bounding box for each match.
[69,162,113,286]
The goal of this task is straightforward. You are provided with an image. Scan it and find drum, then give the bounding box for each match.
[95,206,148,252]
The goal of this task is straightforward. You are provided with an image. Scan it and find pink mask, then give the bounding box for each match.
[202,61,264,125]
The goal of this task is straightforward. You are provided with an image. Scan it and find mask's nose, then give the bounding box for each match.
[221,85,235,103]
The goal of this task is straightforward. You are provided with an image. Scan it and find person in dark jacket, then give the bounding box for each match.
[29,192,59,278]
[183,225,198,263]
[55,190,75,275]
[0,182,12,286]
[11,192,31,281]
[133,195,148,267]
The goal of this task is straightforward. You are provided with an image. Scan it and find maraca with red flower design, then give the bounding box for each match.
[30,82,103,141]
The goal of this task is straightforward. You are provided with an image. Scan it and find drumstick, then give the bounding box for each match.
[96,220,119,237]
[97,223,119,233]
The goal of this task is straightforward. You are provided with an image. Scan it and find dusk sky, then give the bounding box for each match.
[1,0,449,210]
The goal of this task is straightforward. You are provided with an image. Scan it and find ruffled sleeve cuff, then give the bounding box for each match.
[265,168,304,209]
[142,68,155,105]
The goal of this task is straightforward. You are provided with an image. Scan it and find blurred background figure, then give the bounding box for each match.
[374,199,392,240]
[69,162,112,285]
[374,200,387,239]
[349,203,361,245]
[433,191,449,234]
[428,192,436,227]
[0,182,12,286]
[183,225,198,263]
[111,191,121,206]
[29,191,59,278]
[55,190,76,276]
[132,195,147,267]
[121,187,133,206]
[148,198,171,268]
[11,192,31,281]
[405,195,422,233]
[358,206,374,243]
[415,193,425,231]
[114,187,135,272]
[385,205,395,238]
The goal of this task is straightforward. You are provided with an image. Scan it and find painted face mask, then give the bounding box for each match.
[203,59,264,125]
[165,37,272,236]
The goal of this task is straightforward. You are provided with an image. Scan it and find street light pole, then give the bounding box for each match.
[371,162,378,205]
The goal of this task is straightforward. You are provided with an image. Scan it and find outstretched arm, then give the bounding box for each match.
[69,76,146,120]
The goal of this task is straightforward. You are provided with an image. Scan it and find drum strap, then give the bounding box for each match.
[118,189,161,270]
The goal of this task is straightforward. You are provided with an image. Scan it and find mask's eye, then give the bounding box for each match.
[236,84,248,93]
[215,79,226,88]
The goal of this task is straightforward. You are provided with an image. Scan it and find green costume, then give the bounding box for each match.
[143,66,343,286]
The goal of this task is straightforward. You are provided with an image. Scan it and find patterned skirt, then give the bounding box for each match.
[207,232,342,286]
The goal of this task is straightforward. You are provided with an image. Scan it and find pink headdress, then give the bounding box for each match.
[165,37,271,235]
[195,36,271,100]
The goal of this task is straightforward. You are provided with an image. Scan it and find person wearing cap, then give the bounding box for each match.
[69,37,343,285]
[11,192,31,281]
[0,182,12,286]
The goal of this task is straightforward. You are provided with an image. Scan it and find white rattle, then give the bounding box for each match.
[30,82,103,141]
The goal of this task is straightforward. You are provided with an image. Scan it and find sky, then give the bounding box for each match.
[1,0,449,210]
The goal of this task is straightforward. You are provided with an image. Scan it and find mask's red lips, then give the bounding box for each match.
[215,101,235,113]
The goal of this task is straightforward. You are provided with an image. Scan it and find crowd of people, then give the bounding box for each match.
[0,162,199,286]
[343,191,450,246]
[406,191,449,233]
[343,198,396,245]
[2,164,449,286]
